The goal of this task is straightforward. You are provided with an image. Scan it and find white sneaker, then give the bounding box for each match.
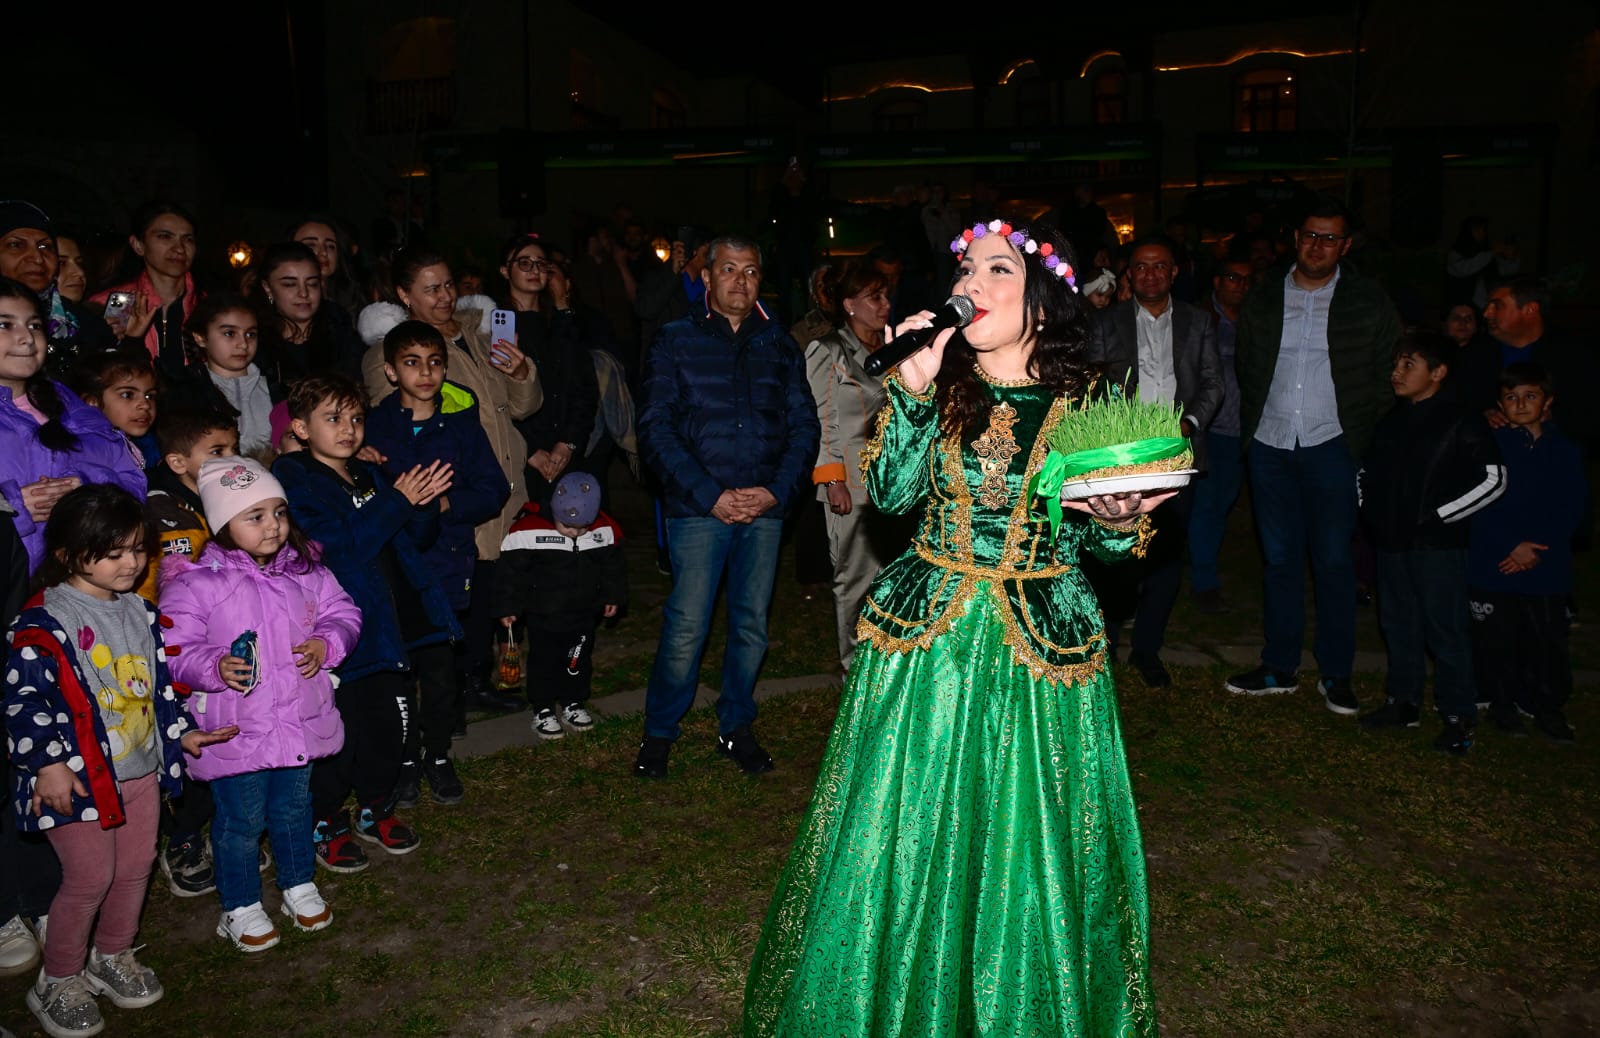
[216,902,280,953]
[561,703,594,731]
[0,914,40,977]
[532,707,564,740]
[280,882,332,932]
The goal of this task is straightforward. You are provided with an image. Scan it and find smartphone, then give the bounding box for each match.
[489,309,516,363]
[103,291,135,323]
[229,630,260,694]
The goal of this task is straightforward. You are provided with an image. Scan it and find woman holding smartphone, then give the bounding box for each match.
[89,201,202,377]
[358,248,543,705]
[498,233,600,504]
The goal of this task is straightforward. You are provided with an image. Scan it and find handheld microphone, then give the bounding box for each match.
[862,295,977,377]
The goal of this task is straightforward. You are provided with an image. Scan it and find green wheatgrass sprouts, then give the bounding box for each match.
[1047,391,1186,458]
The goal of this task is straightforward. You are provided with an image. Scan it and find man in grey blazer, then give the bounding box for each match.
[1088,236,1224,686]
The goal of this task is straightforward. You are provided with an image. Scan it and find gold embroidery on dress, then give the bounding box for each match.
[939,433,973,560]
[971,402,1020,509]
[1093,514,1157,559]
[999,395,1069,569]
[858,398,893,481]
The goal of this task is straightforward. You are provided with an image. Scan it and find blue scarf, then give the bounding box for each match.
[43,284,79,341]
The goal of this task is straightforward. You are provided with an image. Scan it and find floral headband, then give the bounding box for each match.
[950,220,1077,292]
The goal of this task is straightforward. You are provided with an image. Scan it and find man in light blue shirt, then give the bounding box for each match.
[1225,201,1401,713]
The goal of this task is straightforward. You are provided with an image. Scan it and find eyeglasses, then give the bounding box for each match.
[1219,272,1251,284]
[1298,231,1348,245]
[511,258,554,273]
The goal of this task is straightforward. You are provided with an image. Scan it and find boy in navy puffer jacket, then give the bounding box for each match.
[364,321,508,806]
[272,374,460,873]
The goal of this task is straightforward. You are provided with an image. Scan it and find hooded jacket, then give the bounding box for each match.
[160,542,359,780]
[364,381,510,611]
[358,297,543,560]
[5,592,194,831]
[0,381,148,573]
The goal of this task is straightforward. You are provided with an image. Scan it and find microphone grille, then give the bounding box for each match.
[945,295,977,327]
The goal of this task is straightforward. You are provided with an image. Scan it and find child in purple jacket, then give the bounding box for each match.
[161,456,362,954]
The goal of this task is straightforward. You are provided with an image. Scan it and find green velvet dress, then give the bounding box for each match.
[744,371,1158,1038]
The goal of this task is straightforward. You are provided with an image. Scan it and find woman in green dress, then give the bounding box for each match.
[744,221,1165,1037]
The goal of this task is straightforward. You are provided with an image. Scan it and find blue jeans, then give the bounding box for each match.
[1247,437,1358,677]
[645,516,784,741]
[1377,550,1477,721]
[1187,431,1243,593]
[210,766,315,910]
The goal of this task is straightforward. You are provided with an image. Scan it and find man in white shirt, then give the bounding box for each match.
[1087,237,1222,685]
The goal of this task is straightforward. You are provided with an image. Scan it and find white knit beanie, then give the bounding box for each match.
[197,456,287,532]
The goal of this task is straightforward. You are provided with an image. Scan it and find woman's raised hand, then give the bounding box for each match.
[885,310,955,395]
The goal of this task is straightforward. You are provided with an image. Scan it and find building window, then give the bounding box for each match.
[652,88,687,129]
[1017,77,1050,127]
[1092,71,1126,124]
[1236,69,1296,132]
[874,98,926,133]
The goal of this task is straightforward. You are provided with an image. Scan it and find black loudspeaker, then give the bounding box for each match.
[498,130,545,219]
[1389,139,1442,248]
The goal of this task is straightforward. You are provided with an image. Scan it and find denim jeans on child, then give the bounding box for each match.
[210,765,315,911]
[645,516,784,741]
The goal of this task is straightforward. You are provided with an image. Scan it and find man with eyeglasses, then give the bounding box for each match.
[1227,200,1400,713]
[1087,236,1223,687]
[1187,254,1254,614]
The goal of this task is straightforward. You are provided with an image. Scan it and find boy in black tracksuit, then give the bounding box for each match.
[1468,362,1586,743]
[495,471,626,740]
[1357,333,1505,754]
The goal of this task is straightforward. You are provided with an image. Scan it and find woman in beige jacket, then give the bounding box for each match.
[804,261,900,670]
[358,250,543,706]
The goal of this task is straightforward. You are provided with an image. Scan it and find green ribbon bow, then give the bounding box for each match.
[1026,437,1190,541]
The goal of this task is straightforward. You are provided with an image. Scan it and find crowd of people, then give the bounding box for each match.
[0,180,1591,1037]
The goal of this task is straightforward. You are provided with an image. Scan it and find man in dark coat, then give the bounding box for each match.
[1088,236,1223,686]
[634,236,820,779]
[1225,201,1401,713]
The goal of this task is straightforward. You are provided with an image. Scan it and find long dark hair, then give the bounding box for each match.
[34,484,151,591]
[0,277,78,452]
[937,224,1097,436]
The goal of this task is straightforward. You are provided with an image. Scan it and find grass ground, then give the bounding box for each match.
[3,468,1595,1036]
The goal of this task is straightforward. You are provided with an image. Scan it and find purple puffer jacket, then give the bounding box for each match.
[0,382,147,574]
[160,541,361,781]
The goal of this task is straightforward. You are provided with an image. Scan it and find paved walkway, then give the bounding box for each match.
[455,648,1598,760]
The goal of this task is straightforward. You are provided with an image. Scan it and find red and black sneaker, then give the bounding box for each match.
[354,808,421,855]
[313,820,370,874]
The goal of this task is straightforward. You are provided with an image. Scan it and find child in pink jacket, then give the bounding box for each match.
[161,456,362,954]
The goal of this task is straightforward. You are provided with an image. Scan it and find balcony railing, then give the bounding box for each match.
[367,77,455,135]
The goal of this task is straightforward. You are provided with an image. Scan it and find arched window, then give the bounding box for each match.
[874,98,926,133]
[1236,69,1296,132]
[652,88,687,129]
[1093,70,1126,124]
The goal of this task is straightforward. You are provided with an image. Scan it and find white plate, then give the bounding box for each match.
[1059,469,1197,501]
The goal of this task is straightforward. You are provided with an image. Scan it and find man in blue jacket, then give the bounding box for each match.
[634,236,820,778]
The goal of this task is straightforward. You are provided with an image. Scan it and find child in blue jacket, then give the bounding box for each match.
[1468,363,1586,743]
[272,374,460,874]
[363,321,508,806]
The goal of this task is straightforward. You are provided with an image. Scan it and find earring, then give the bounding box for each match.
[1036,321,1044,330]
[847,310,855,316]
